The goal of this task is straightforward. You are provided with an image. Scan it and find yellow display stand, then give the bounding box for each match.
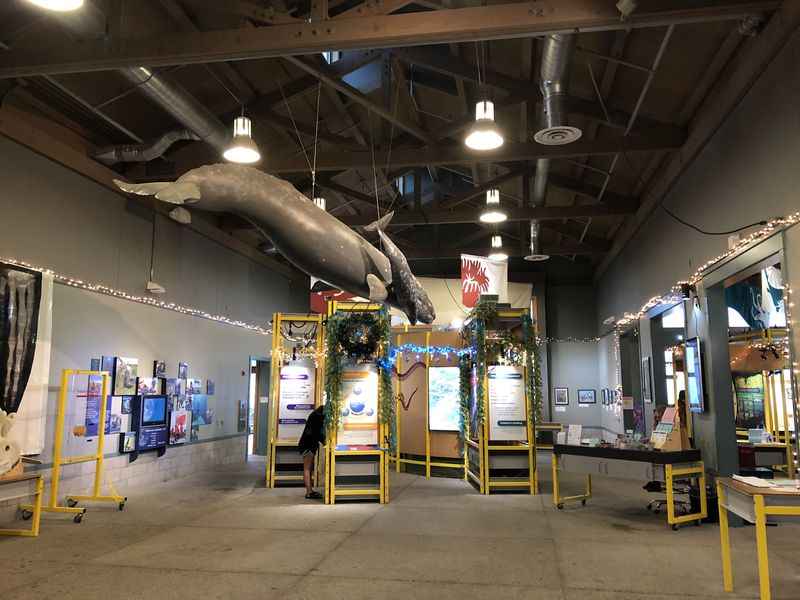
[266,313,325,488]
[465,307,538,495]
[324,301,390,505]
[0,471,43,537]
[22,370,126,523]
[392,327,468,480]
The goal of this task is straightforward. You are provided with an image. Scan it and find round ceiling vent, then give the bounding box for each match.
[524,253,550,262]
[534,126,582,146]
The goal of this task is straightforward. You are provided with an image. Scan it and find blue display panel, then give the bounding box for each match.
[138,426,169,451]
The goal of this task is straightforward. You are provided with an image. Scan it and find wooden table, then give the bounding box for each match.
[717,477,800,600]
[0,472,44,538]
[552,445,707,529]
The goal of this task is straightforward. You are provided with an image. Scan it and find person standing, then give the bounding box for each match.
[298,404,326,499]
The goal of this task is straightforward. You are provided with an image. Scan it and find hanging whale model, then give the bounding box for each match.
[114,164,435,324]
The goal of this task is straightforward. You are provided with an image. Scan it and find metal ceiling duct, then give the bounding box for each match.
[54,9,229,158]
[529,34,582,262]
[93,128,200,165]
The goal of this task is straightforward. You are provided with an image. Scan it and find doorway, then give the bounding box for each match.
[248,357,270,459]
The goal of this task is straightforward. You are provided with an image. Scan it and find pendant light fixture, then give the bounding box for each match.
[313,197,326,211]
[224,114,261,164]
[488,235,508,262]
[479,189,507,223]
[465,100,504,151]
[25,0,83,10]
[465,42,503,151]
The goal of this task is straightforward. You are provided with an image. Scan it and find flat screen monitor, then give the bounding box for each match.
[142,395,168,426]
[684,337,705,413]
[428,366,460,431]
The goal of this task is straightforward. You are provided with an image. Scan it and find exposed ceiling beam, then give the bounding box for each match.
[265,132,684,173]
[0,2,779,78]
[401,244,601,259]
[339,203,634,226]
[440,167,525,209]
[283,55,436,144]
[596,0,800,279]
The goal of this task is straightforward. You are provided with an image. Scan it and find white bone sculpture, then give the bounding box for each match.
[0,410,21,476]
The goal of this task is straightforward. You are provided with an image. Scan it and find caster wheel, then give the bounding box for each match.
[67,498,78,508]
[581,499,587,506]
[118,502,126,511]
[73,513,84,524]
[557,503,564,510]
[671,524,679,531]
[21,510,32,521]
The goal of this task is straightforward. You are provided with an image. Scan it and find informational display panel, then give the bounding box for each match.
[277,362,316,441]
[488,365,527,441]
[339,365,379,447]
[428,366,460,431]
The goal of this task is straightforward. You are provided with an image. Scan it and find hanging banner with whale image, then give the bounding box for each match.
[277,362,316,442]
[338,365,379,447]
[460,254,508,308]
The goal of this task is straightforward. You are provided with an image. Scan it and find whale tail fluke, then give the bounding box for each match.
[363,211,394,233]
[113,179,201,205]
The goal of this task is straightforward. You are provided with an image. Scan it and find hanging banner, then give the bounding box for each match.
[488,365,527,441]
[338,365,379,447]
[460,254,508,308]
[277,362,316,441]
[428,366,460,431]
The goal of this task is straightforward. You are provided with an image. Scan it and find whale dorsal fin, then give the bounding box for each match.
[114,179,172,196]
[366,274,388,302]
[113,179,200,205]
[363,211,394,233]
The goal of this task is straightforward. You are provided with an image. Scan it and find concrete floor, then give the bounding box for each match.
[1,461,798,599]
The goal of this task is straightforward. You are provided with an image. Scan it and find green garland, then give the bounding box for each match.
[323,309,396,452]
[458,353,472,442]
[522,314,543,426]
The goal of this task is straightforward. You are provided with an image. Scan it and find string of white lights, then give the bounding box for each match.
[1,256,273,336]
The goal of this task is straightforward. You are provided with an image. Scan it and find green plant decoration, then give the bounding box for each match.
[522,314,543,425]
[458,353,472,442]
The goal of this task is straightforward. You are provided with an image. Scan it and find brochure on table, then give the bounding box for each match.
[339,364,379,447]
[277,361,316,441]
[428,366,460,431]
[488,365,527,441]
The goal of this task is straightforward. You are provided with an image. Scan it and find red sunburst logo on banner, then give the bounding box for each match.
[461,257,490,307]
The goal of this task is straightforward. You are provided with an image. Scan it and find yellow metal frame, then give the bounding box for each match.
[324,301,389,505]
[551,453,707,527]
[21,370,125,521]
[266,313,325,488]
[391,329,469,480]
[466,308,537,495]
[0,475,44,537]
[717,480,800,600]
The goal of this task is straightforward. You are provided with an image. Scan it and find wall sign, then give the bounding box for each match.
[338,365,378,446]
[277,363,316,441]
[488,365,527,442]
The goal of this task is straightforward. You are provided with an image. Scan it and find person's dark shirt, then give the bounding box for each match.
[298,405,326,453]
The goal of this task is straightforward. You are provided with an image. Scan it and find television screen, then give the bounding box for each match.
[685,337,704,413]
[142,395,168,426]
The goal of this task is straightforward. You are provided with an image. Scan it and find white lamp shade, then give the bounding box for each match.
[486,189,500,205]
[488,251,508,261]
[26,0,84,10]
[480,189,506,223]
[224,116,261,164]
[465,100,504,151]
[313,197,326,210]
[491,235,503,248]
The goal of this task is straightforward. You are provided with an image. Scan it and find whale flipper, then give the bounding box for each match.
[155,182,201,205]
[114,180,172,196]
[363,211,394,233]
[366,273,388,302]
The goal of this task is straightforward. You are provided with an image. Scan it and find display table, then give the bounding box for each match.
[327,445,387,504]
[551,445,707,528]
[716,477,800,600]
[0,472,44,538]
[737,441,793,475]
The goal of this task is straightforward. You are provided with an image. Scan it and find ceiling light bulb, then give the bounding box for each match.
[491,235,503,248]
[313,197,326,211]
[25,0,84,10]
[465,100,504,151]
[480,188,506,223]
[488,234,507,261]
[488,251,508,262]
[224,116,261,164]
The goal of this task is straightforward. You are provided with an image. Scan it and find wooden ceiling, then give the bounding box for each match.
[0,0,784,280]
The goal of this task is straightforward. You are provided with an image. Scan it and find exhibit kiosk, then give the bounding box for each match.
[392,326,467,479]
[324,301,393,504]
[464,305,539,495]
[266,313,324,488]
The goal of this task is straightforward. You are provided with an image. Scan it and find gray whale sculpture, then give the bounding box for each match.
[114,164,435,324]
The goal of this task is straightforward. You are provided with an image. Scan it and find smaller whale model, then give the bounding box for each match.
[115,164,435,324]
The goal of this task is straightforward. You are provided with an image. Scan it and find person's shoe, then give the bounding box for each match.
[305,491,323,500]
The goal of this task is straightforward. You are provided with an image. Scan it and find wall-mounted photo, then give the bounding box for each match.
[554,387,569,406]
[601,388,608,405]
[153,360,167,378]
[187,379,203,394]
[206,379,215,395]
[113,357,138,396]
[137,377,161,396]
[178,362,189,379]
[578,389,596,404]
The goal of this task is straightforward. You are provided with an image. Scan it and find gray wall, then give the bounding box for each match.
[598,30,800,326]
[547,284,602,434]
[0,136,307,485]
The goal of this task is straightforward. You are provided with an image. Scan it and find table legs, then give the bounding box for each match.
[754,494,771,600]
[716,481,733,592]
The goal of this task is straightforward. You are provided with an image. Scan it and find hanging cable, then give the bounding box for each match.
[311,82,322,200]
[661,205,767,236]
[277,77,314,176]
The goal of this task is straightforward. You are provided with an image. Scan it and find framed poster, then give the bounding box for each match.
[277,363,315,441]
[641,356,652,403]
[178,362,189,379]
[206,380,215,395]
[169,409,190,445]
[685,337,705,413]
[601,388,608,405]
[113,357,138,396]
[554,387,569,406]
[488,365,526,441]
[153,360,167,378]
[577,389,596,405]
[338,365,379,446]
[137,377,161,396]
[428,366,460,431]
